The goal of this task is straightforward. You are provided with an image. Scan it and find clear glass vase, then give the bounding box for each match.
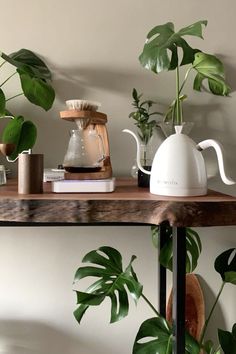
[131,138,155,188]
[159,121,194,137]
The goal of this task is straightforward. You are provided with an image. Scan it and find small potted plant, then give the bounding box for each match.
[129,88,162,187]
[138,20,230,134]
[0,48,55,161]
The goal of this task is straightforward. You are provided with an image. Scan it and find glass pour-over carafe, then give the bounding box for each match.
[63,118,105,173]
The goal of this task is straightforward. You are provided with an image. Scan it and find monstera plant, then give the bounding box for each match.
[0,48,55,160]
[139,20,230,125]
[73,245,236,354]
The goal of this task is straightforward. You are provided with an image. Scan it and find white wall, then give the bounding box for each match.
[0,0,236,353]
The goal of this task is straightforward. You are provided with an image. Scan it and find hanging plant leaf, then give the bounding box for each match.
[193,52,230,95]
[132,317,200,354]
[218,323,236,354]
[214,248,236,284]
[152,226,202,273]
[73,246,143,324]
[17,68,55,111]
[1,48,52,80]
[139,20,207,74]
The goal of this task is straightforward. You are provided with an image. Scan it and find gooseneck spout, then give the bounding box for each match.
[197,139,235,185]
[122,129,151,175]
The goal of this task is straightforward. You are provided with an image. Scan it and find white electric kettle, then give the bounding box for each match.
[123,126,235,196]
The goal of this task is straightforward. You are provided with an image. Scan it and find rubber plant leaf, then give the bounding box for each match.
[218,323,236,354]
[0,89,6,115]
[139,20,207,73]
[1,48,52,80]
[73,246,143,324]
[132,317,200,354]
[2,117,37,160]
[17,68,55,111]
[214,248,236,284]
[153,226,202,273]
[193,52,230,95]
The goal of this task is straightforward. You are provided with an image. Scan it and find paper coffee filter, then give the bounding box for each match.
[66,99,101,111]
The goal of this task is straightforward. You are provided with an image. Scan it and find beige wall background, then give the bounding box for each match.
[0,0,236,353]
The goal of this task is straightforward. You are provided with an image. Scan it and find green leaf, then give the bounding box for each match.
[1,116,37,160]
[0,89,6,115]
[218,323,236,354]
[1,48,52,80]
[178,20,208,37]
[73,246,143,324]
[17,68,55,110]
[133,317,200,354]
[203,339,221,354]
[153,226,202,273]
[133,317,173,354]
[139,20,207,73]
[214,248,236,284]
[224,271,236,284]
[1,116,24,145]
[193,52,230,96]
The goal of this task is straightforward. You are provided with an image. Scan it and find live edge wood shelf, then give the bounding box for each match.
[0,178,236,226]
[1,178,236,354]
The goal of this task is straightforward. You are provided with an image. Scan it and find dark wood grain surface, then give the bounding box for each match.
[0,179,236,226]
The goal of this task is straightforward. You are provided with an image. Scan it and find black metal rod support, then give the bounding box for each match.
[158,222,168,317]
[172,227,186,354]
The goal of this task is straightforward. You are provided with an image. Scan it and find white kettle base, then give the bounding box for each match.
[150,186,207,197]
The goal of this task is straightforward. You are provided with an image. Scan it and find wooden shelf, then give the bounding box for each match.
[0,178,236,226]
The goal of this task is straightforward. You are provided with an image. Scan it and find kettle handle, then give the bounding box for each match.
[122,129,151,175]
[197,139,235,185]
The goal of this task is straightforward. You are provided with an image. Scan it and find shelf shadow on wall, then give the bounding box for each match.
[0,319,103,354]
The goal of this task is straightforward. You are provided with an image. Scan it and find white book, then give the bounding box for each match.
[52,178,115,193]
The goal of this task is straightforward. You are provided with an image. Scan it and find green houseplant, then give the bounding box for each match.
[73,244,236,354]
[129,88,162,186]
[0,48,55,160]
[139,20,230,125]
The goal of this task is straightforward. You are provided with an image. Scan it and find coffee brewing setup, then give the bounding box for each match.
[52,100,115,192]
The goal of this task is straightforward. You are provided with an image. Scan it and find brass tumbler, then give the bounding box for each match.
[18,154,44,194]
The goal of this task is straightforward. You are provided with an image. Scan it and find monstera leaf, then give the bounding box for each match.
[73,246,143,324]
[1,48,52,80]
[1,115,37,160]
[0,49,55,110]
[214,248,236,284]
[193,52,230,96]
[152,226,202,273]
[133,317,200,354]
[139,20,207,73]
[218,324,236,354]
[17,67,55,110]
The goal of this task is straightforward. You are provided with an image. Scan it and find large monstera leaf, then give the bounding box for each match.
[193,52,230,96]
[139,20,207,73]
[0,49,55,110]
[133,317,200,354]
[73,246,143,324]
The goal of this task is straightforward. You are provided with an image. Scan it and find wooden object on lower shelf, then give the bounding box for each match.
[166,273,205,341]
